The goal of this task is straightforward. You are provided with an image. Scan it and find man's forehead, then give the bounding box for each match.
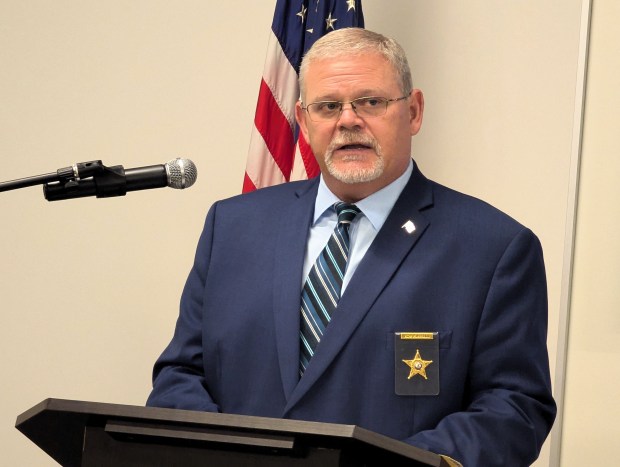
[307,51,390,70]
[304,54,399,97]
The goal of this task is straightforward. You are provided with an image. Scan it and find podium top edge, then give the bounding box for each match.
[17,398,360,437]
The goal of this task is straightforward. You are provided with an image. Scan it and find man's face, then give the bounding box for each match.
[296,52,424,202]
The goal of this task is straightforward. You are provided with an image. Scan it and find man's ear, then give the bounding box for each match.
[409,89,424,136]
[295,101,310,142]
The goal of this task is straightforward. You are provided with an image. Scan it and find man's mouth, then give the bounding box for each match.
[337,143,372,151]
[325,132,378,161]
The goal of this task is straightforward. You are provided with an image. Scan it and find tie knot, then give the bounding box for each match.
[334,202,361,225]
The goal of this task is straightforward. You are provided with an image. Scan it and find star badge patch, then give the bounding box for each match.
[403,349,433,380]
[394,332,440,395]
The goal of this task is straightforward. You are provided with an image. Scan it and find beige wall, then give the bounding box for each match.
[560,0,620,464]
[0,1,601,465]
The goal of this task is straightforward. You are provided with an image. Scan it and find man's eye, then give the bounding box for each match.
[359,98,382,107]
[317,102,340,112]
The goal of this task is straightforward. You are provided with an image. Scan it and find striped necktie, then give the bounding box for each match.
[300,202,361,376]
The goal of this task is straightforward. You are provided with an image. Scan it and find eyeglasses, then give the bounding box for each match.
[301,92,411,122]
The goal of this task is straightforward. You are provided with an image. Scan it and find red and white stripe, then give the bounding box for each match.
[243,30,319,193]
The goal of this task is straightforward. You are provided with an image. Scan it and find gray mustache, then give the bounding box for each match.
[328,132,377,150]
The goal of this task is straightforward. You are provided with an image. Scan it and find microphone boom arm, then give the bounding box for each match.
[0,160,105,194]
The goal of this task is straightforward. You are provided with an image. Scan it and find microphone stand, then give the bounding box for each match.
[0,160,104,191]
[0,172,61,191]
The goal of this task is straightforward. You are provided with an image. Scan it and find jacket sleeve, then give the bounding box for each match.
[405,228,556,466]
[146,203,220,412]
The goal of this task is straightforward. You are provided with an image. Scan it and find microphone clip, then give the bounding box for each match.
[44,161,129,201]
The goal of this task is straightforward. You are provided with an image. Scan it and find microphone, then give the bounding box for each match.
[43,158,197,201]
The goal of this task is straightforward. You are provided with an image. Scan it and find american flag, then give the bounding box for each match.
[243,0,365,193]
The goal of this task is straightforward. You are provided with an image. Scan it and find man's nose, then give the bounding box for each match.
[337,103,364,128]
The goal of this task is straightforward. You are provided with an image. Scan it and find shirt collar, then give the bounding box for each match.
[313,159,413,231]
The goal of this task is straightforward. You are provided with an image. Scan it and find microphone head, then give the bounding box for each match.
[165,158,197,189]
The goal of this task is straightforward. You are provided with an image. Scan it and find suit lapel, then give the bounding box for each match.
[283,163,434,415]
[272,180,318,401]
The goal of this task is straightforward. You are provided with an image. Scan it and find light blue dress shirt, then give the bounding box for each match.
[302,159,414,293]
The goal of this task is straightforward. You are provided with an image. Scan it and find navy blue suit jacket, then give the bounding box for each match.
[147,162,556,465]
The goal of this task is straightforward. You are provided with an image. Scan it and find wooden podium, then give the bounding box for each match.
[16,399,449,466]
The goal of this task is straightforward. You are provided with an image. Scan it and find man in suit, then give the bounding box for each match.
[147,28,556,466]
